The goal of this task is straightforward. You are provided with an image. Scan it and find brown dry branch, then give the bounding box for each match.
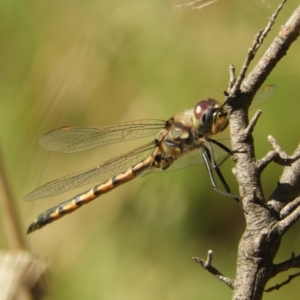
[257,136,300,172]
[193,1,300,300]
[266,252,300,290]
[265,271,300,292]
[228,0,286,95]
[192,250,234,288]
[228,2,300,299]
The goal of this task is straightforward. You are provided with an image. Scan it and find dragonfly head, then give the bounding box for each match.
[193,99,229,135]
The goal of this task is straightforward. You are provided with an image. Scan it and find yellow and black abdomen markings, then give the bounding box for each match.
[27,157,154,234]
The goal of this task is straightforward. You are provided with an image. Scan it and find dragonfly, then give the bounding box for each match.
[25,85,276,233]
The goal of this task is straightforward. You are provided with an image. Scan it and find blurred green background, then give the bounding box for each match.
[1,0,300,299]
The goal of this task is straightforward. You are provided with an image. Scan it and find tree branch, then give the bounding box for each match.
[265,252,300,292]
[229,0,287,98]
[187,2,300,299]
[265,271,300,292]
[192,250,234,288]
[257,137,300,172]
[240,2,300,97]
[243,110,262,140]
[223,2,300,299]
[270,252,300,277]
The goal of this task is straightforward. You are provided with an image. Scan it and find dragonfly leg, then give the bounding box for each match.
[207,138,234,168]
[200,144,239,202]
[208,138,247,168]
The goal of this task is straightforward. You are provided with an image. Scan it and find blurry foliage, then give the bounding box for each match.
[0,0,300,299]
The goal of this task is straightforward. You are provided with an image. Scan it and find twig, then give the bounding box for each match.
[192,250,234,288]
[268,136,288,161]
[231,31,264,96]
[223,0,290,116]
[243,110,262,139]
[241,3,300,95]
[257,137,300,172]
[258,0,287,45]
[230,0,285,96]
[268,136,300,165]
[265,272,300,292]
[228,64,236,90]
[270,253,300,277]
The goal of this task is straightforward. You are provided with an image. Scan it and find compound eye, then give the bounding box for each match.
[192,99,215,134]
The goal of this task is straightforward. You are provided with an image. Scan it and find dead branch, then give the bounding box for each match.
[266,252,300,292]
[229,0,287,98]
[239,2,300,96]
[257,137,300,172]
[192,250,234,288]
[270,252,300,277]
[190,2,300,298]
[265,271,300,292]
[243,110,262,140]
[220,2,300,300]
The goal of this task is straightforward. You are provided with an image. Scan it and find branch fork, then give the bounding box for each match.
[257,137,300,172]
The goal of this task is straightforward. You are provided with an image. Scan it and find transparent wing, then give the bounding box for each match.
[25,141,156,201]
[25,135,232,201]
[252,85,276,107]
[39,119,166,153]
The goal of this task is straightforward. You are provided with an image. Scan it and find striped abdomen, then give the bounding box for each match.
[27,157,154,234]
